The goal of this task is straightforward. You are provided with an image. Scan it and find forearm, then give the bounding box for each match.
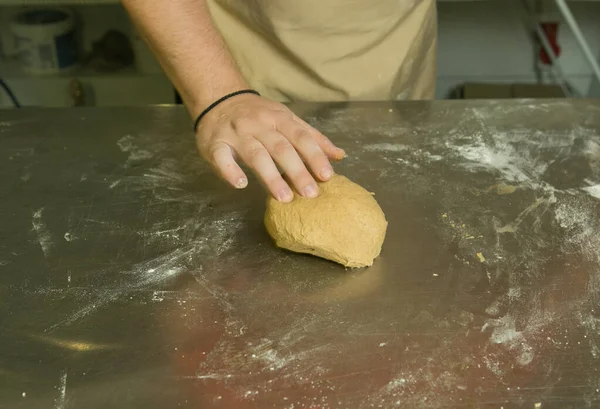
[123,0,343,202]
[121,0,248,117]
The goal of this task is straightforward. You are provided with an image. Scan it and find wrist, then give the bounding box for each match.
[193,89,260,132]
[187,77,250,118]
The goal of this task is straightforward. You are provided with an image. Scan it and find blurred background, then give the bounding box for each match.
[0,0,599,108]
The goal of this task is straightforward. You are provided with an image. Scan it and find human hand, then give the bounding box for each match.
[195,93,345,202]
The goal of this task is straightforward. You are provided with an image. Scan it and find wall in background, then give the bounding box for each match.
[1,1,599,107]
[436,1,600,98]
[0,4,172,108]
[591,80,600,97]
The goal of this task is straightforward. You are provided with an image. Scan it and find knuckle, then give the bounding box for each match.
[255,110,274,123]
[197,139,213,160]
[313,129,327,142]
[232,117,254,131]
[275,109,294,121]
[271,140,294,157]
[245,141,266,161]
[245,110,263,123]
[208,144,224,161]
[292,128,314,145]
[233,112,274,130]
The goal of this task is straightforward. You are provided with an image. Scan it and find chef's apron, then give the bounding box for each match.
[206,0,437,102]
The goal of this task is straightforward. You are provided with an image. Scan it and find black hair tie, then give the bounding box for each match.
[193,89,260,132]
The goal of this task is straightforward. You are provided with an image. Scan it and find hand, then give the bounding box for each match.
[195,93,345,202]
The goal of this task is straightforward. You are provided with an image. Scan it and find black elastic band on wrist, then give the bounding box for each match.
[193,89,260,132]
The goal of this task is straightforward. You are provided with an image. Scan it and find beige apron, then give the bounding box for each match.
[207,0,437,102]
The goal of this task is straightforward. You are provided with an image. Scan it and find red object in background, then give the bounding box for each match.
[537,22,561,65]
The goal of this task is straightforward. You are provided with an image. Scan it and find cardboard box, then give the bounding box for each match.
[458,82,566,99]
[461,83,513,99]
[511,83,565,98]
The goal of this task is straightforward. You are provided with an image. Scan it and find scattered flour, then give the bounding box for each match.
[151,291,166,302]
[21,103,600,407]
[483,355,504,377]
[445,132,545,185]
[117,134,153,164]
[582,184,600,199]
[364,143,410,153]
[191,315,335,401]
[363,143,442,173]
[32,208,53,257]
[45,208,245,332]
[554,199,600,263]
[489,314,533,366]
[54,370,67,409]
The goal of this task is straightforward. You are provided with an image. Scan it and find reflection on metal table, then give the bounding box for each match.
[1,100,600,409]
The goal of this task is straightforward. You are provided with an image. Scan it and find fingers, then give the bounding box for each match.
[276,120,333,183]
[258,131,319,197]
[208,142,248,189]
[208,139,296,202]
[195,96,345,202]
[235,137,294,203]
[292,115,345,161]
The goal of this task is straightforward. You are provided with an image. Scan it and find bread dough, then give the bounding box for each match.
[264,174,387,268]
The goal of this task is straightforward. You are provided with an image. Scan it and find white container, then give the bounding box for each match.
[10,8,78,76]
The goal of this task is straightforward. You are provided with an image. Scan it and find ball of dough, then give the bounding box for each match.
[264,174,388,268]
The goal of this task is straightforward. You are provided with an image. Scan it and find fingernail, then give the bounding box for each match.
[235,177,248,189]
[321,167,333,180]
[303,184,318,198]
[277,187,293,202]
[332,149,345,161]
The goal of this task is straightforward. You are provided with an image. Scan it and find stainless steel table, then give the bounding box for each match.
[1,100,600,409]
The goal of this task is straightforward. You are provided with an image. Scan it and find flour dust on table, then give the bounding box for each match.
[319,101,600,406]
[3,102,600,408]
[27,131,249,332]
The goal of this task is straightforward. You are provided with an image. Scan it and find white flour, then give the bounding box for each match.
[364,143,410,153]
[469,102,570,123]
[554,198,600,263]
[117,134,153,164]
[191,313,336,402]
[31,208,53,258]
[45,130,246,335]
[114,158,205,205]
[26,106,600,406]
[373,338,472,408]
[58,205,240,327]
[415,107,600,405]
[362,143,442,174]
[53,370,67,409]
[488,314,535,366]
[45,246,188,331]
[448,136,539,184]
[582,184,600,199]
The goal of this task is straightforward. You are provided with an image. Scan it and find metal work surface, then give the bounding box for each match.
[1,100,600,409]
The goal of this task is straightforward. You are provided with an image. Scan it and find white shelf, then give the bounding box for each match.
[0,58,148,79]
[0,68,174,107]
